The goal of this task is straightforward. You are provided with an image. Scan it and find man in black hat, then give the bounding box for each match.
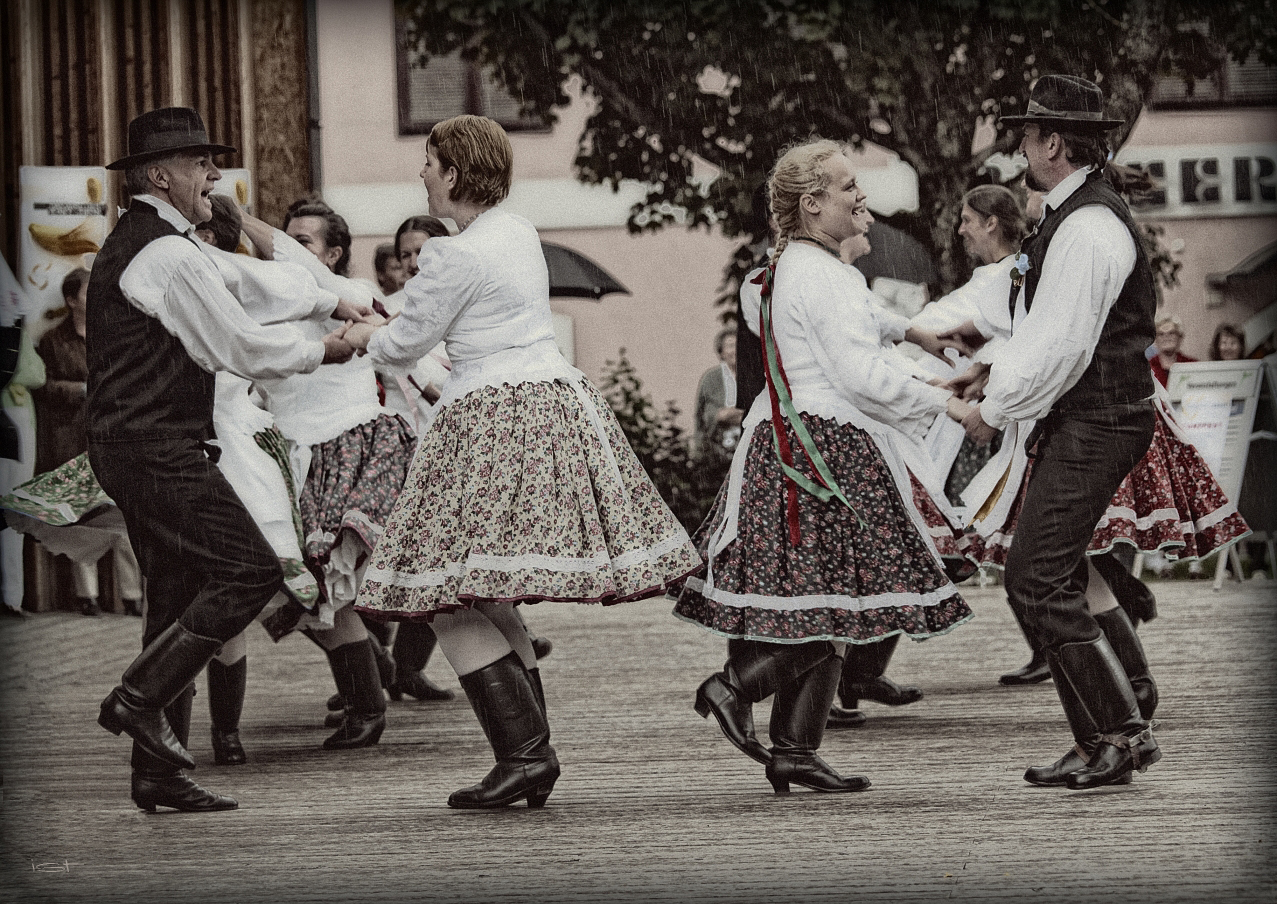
[89,107,365,813]
[957,75,1160,789]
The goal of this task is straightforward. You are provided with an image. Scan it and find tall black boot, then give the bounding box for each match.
[840,634,923,708]
[1023,650,1115,786]
[765,647,871,794]
[1094,607,1158,720]
[1091,550,1158,627]
[694,639,833,765]
[448,652,560,809]
[390,621,454,701]
[322,640,387,750]
[131,686,237,812]
[207,658,248,766]
[99,621,224,770]
[1055,636,1160,790]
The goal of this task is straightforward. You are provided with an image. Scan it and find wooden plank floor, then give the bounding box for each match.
[1,576,1274,904]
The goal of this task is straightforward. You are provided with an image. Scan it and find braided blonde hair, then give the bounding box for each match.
[767,138,845,267]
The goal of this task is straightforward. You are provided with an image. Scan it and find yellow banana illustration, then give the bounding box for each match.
[29,220,100,256]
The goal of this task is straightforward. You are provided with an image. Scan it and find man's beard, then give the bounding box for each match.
[1024,167,1047,193]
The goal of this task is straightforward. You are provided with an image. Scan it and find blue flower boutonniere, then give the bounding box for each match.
[1010,253,1031,289]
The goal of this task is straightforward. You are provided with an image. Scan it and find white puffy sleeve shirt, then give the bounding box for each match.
[910,255,1016,363]
[119,196,324,381]
[980,170,1136,429]
[366,208,580,407]
[770,243,950,442]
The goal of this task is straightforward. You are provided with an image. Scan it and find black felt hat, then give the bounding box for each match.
[107,107,236,171]
[1000,74,1124,131]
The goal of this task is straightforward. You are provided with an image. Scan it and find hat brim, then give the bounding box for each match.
[1000,114,1124,131]
[106,143,237,171]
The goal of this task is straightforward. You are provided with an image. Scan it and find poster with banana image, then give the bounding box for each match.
[19,165,108,338]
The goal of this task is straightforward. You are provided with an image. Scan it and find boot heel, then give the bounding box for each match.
[526,782,556,808]
[1136,746,1162,773]
[768,776,791,794]
[693,689,711,719]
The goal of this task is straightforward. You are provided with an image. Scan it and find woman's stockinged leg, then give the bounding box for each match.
[310,604,369,650]
[1084,558,1121,616]
[430,607,515,677]
[212,630,248,665]
[473,601,537,670]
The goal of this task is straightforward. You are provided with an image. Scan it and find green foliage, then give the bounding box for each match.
[397,0,1274,300]
[597,348,717,532]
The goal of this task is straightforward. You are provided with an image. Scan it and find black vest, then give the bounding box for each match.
[86,203,216,443]
[1014,171,1156,412]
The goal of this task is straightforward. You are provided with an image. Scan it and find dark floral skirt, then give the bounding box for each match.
[299,413,416,568]
[976,409,1251,567]
[673,412,973,644]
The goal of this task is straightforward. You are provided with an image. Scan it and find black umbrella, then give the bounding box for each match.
[541,241,630,300]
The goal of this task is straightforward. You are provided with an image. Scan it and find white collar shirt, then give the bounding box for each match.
[117,195,325,382]
[979,167,1137,429]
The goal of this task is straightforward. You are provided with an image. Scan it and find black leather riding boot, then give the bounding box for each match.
[99,621,223,770]
[129,684,238,813]
[207,658,248,765]
[1094,607,1157,720]
[1054,636,1160,789]
[694,639,833,765]
[765,647,870,794]
[1024,650,1105,786]
[448,652,560,809]
[322,640,387,750]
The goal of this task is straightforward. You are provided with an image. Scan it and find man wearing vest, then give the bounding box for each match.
[959,76,1160,789]
[89,108,362,813]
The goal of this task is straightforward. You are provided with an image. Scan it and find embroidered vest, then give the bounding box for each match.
[87,203,216,442]
[1013,172,1155,412]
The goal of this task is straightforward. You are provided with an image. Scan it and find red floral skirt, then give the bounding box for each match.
[673,412,973,643]
[975,410,1250,568]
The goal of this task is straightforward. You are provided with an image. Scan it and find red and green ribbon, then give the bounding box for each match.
[751,264,865,546]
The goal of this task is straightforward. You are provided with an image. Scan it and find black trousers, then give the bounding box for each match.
[1004,401,1155,652]
[90,437,283,773]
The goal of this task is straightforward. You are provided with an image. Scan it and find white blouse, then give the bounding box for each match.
[910,254,1016,363]
[768,243,950,442]
[252,229,387,448]
[707,244,959,564]
[365,207,582,415]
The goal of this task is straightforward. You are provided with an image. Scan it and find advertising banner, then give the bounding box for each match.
[1165,359,1265,500]
[18,166,109,339]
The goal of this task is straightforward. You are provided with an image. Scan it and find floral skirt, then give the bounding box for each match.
[673,412,973,644]
[299,413,415,563]
[975,410,1251,568]
[354,379,701,619]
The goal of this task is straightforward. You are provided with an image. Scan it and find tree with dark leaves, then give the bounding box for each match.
[399,0,1276,302]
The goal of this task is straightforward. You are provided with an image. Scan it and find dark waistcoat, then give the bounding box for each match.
[1013,171,1155,413]
[86,203,216,443]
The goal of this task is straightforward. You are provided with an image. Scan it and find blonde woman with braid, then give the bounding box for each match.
[675,139,976,794]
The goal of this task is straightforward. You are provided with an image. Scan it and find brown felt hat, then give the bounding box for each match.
[107,107,236,171]
[1000,74,1124,131]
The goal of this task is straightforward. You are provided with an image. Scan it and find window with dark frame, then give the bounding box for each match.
[1150,52,1277,110]
[394,14,545,136]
